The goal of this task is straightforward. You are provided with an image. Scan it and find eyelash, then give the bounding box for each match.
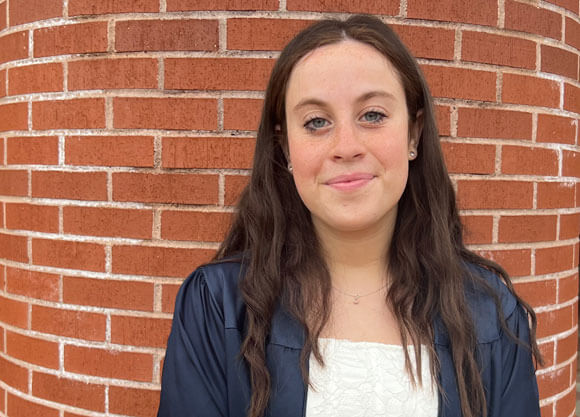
[303,110,387,133]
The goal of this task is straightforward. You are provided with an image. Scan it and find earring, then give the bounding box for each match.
[287,161,293,173]
[409,151,416,160]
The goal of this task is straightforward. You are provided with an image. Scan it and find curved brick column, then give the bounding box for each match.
[0,0,578,416]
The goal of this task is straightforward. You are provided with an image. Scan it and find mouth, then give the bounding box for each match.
[325,173,375,191]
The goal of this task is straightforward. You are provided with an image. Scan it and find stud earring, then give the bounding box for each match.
[409,151,416,159]
[288,162,293,173]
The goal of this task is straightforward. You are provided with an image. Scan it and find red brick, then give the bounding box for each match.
[109,386,160,417]
[546,0,578,13]
[423,65,496,102]
[9,0,62,26]
[31,304,106,341]
[8,63,63,95]
[68,58,157,90]
[0,170,28,197]
[502,74,560,108]
[505,0,562,40]
[0,2,6,30]
[498,215,557,243]
[0,102,28,131]
[0,356,28,391]
[457,108,532,140]
[435,105,451,137]
[69,0,159,15]
[111,315,172,348]
[63,276,154,311]
[32,171,107,201]
[460,215,493,244]
[0,233,28,263]
[112,245,215,278]
[537,304,573,339]
[565,17,580,50]
[564,83,580,114]
[161,210,232,242]
[66,135,154,167]
[537,364,570,398]
[407,0,496,26]
[65,345,153,381]
[7,136,59,165]
[554,388,575,417]
[541,45,578,80]
[462,31,536,70]
[224,99,262,131]
[556,331,578,364]
[513,279,556,308]
[162,137,254,169]
[476,249,531,277]
[537,114,576,145]
[33,372,105,411]
[457,180,533,209]
[560,271,580,306]
[168,0,277,10]
[441,142,495,175]
[6,267,59,301]
[536,245,575,275]
[116,19,218,52]
[6,203,59,233]
[7,331,59,369]
[63,206,153,239]
[287,0,397,13]
[537,182,575,209]
[562,150,580,177]
[113,97,217,130]
[113,172,218,204]
[34,22,107,58]
[540,403,553,417]
[32,238,106,272]
[0,69,5,97]
[227,18,311,51]
[0,31,28,64]
[0,295,28,328]
[7,394,59,417]
[33,98,105,130]
[391,24,455,61]
[161,283,181,313]
[165,58,274,91]
[560,213,580,240]
[225,174,249,206]
[501,145,558,176]
[538,341,555,369]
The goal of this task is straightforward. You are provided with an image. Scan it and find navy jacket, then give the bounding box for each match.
[157,260,540,417]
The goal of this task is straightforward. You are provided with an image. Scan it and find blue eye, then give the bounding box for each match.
[304,117,328,131]
[362,111,386,123]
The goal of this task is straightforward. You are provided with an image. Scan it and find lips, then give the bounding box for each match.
[325,173,375,191]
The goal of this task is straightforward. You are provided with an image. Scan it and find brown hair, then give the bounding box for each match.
[216,14,542,417]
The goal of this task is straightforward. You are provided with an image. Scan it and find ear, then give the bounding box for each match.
[408,109,423,157]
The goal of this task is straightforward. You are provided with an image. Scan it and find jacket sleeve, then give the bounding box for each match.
[498,302,541,417]
[157,267,228,417]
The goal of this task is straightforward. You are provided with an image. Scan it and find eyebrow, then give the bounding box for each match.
[292,90,397,112]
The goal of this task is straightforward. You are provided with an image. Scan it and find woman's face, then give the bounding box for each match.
[284,40,421,238]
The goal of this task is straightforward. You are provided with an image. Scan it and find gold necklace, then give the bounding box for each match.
[332,283,388,304]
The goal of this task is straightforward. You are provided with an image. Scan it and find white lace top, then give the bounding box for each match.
[305,338,439,417]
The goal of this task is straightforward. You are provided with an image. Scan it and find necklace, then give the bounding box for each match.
[332,283,388,304]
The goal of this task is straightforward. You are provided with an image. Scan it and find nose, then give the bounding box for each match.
[331,122,365,161]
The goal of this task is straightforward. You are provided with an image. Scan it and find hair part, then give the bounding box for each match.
[216,14,542,417]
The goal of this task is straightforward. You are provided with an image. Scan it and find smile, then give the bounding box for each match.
[325,173,375,191]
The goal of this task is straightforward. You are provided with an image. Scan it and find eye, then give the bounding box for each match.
[304,117,329,132]
[361,111,386,123]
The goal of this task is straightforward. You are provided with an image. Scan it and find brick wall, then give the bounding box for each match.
[0,0,578,416]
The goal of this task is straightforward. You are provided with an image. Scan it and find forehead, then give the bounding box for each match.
[285,39,404,104]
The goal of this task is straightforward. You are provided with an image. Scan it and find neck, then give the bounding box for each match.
[314,218,395,291]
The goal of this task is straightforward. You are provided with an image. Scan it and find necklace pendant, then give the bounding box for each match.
[353,295,360,304]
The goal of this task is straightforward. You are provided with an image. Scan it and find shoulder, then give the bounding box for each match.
[435,263,519,345]
[176,256,246,330]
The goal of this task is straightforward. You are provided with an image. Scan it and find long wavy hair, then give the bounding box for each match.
[215,14,542,417]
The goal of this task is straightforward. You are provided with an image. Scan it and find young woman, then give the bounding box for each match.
[157,15,542,417]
